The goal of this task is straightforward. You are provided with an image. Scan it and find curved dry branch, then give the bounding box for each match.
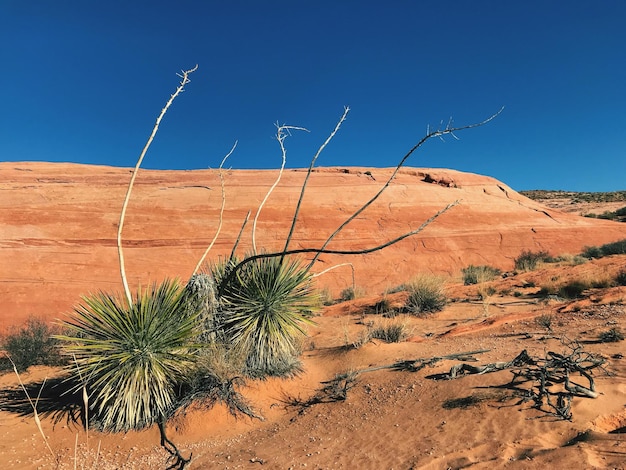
[306,107,504,270]
[118,65,198,304]
[193,141,237,274]
[281,107,350,263]
[252,125,308,254]
[230,210,251,260]
[312,262,356,293]
[218,201,458,295]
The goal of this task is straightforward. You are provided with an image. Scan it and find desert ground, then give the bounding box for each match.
[1,162,625,469]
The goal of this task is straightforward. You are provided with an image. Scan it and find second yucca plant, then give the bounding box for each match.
[216,255,318,378]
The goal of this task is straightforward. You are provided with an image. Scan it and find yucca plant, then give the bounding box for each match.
[57,279,199,433]
[217,255,318,378]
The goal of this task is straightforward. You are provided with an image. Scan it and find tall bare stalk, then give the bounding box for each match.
[281,107,350,263]
[193,141,237,274]
[117,65,198,303]
[252,125,308,255]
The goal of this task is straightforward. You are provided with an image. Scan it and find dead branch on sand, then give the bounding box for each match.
[426,342,607,420]
[281,350,490,412]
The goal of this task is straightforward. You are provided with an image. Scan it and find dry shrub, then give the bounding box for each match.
[404,274,447,315]
[369,320,409,343]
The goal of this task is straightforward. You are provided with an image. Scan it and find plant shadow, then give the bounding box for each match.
[0,375,84,429]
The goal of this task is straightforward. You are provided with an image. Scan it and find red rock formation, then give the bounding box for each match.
[1,162,624,330]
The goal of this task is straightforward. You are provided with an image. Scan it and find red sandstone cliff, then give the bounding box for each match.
[1,162,624,329]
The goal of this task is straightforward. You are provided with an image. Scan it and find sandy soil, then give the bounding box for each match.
[1,256,625,469]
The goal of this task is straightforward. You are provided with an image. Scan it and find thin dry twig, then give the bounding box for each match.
[282,107,350,262]
[8,356,56,459]
[252,125,308,254]
[193,141,238,274]
[307,107,503,269]
[118,65,198,303]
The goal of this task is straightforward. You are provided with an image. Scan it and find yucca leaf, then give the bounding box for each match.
[57,279,200,432]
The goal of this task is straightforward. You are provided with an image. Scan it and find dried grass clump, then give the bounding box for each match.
[404,275,447,315]
[461,265,501,285]
[514,250,553,272]
[369,321,409,343]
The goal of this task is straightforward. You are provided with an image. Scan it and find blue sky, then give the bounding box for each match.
[1,1,625,191]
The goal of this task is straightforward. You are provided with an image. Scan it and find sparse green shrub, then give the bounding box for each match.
[581,245,602,259]
[598,328,624,343]
[1,317,67,372]
[339,286,364,302]
[558,280,589,299]
[553,254,587,266]
[462,265,501,285]
[513,291,523,297]
[339,287,357,301]
[369,321,408,343]
[386,284,408,294]
[514,250,553,271]
[537,285,557,298]
[478,286,497,299]
[582,238,626,259]
[350,328,372,349]
[616,269,626,286]
[371,297,393,315]
[404,275,447,315]
[590,278,612,289]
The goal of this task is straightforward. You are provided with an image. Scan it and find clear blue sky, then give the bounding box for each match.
[2,1,625,191]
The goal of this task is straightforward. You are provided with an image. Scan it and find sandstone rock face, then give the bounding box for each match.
[1,162,625,329]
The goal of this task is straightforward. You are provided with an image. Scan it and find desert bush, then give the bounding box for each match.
[582,238,626,259]
[339,286,356,301]
[615,269,626,286]
[58,280,200,432]
[558,280,589,299]
[369,297,395,316]
[478,285,497,299]
[217,255,317,378]
[404,275,447,315]
[535,314,553,331]
[349,327,372,349]
[552,254,587,266]
[1,317,67,372]
[514,250,553,271]
[598,328,624,343]
[386,284,409,294]
[539,279,592,299]
[338,285,365,302]
[461,265,501,285]
[318,288,335,306]
[369,321,408,343]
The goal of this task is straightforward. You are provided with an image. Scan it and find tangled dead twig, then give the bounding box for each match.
[426,342,607,420]
[280,350,490,413]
